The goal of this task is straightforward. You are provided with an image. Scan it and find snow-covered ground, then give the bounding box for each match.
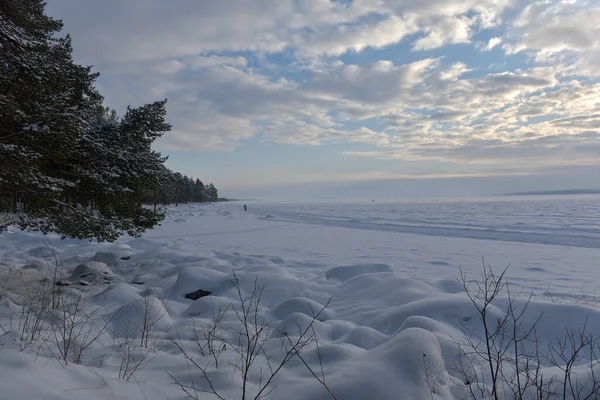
[1,197,600,399]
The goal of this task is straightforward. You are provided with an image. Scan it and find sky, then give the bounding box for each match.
[45,0,600,200]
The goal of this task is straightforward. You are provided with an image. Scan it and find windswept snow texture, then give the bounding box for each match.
[250,197,600,248]
[1,197,600,399]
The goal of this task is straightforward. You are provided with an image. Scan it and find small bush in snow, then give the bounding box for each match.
[170,270,337,400]
[456,259,600,400]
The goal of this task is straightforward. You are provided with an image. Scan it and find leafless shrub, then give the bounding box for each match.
[115,295,168,381]
[17,269,51,344]
[456,259,600,400]
[542,284,599,308]
[0,277,5,346]
[0,242,64,347]
[137,295,168,349]
[41,237,65,310]
[197,303,229,369]
[117,329,161,382]
[456,260,511,400]
[546,320,600,399]
[0,271,11,334]
[170,271,336,400]
[46,284,113,365]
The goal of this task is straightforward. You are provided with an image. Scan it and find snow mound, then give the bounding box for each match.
[339,326,388,350]
[165,266,230,300]
[0,349,169,400]
[373,295,502,335]
[399,315,454,334]
[112,296,173,338]
[26,245,62,258]
[91,251,131,266]
[274,312,333,339]
[436,279,465,294]
[0,330,23,351]
[367,327,456,398]
[295,327,459,400]
[328,319,355,340]
[2,201,600,400]
[69,261,115,284]
[125,237,163,251]
[326,263,393,281]
[186,295,234,316]
[94,283,142,307]
[271,297,333,321]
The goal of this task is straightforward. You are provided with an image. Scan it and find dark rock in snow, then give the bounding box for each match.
[184,289,211,300]
[120,256,131,261]
[55,281,70,286]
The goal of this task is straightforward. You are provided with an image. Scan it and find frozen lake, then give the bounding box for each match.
[150,196,599,301]
[248,195,600,248]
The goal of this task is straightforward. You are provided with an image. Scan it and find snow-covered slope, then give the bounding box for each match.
[1,199,599,399]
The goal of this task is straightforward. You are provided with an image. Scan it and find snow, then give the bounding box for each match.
[325,263,393,281]
[0,196,600,399]
[70,261,113,281]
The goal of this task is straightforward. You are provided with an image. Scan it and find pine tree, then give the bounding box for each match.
[49,102,172,241]
[194,179,205,203]
[171,172,183,206]
[0,0,62,52]
[137,172,218,207]
[205,183,218,203]
[0,0,172,241]
[1,2,104,232]
[182,176,194,204]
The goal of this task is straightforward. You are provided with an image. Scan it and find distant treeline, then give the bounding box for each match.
[502,189,600,196]
[142,172,218,208]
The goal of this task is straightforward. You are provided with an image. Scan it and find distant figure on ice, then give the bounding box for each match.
[244,204,247,211]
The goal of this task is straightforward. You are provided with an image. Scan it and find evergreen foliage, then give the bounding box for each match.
[141,173,218,207]
[0,0,220,241]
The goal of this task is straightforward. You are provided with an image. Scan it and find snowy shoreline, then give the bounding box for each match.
[1,201,600,399]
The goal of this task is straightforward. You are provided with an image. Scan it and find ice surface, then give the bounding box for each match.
[0,197,599,399]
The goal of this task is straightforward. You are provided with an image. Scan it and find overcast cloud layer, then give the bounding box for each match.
[47,0,600,195]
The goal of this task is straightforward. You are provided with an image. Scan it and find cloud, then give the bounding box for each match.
[507,2,600,75]
[49,0,516,64]
[48,0,394,65]
[343,130,600,166]
[427,110,470,121]
[188,56,248,69]
[222,168,537,189]
[307,58,439,104]
[439,62,471,80]
[513,11,599,54]
[411,15,472,50]
[296,15,419,57]
[383,0,511,50]
[44,0,600,187]
[477,36,502,52]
